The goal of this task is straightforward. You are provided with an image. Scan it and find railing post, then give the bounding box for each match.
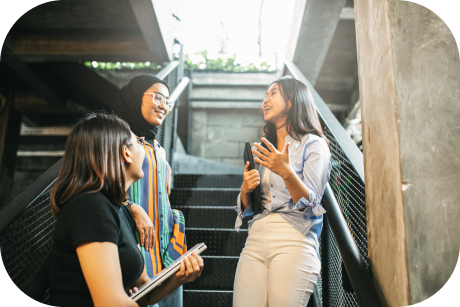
[177,42,184,85]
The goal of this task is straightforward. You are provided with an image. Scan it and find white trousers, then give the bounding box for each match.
[233,213,321,307]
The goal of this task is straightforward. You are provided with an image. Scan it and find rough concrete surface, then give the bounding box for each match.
[389,1,460,303]
[356,0,460,305]
[355,0,410,306]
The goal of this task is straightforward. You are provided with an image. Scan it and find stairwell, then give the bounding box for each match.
[170,71,277,306]
[171,174,245,306]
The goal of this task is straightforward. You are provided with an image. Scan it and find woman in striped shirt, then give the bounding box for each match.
[112,75,189,307]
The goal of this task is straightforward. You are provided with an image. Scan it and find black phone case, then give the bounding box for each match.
[243,141,263,214]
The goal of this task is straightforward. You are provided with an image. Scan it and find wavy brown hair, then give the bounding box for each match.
[262,76,329,150]
[50,113,132,217]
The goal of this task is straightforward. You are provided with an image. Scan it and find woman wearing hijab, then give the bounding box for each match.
[112,75,187,307]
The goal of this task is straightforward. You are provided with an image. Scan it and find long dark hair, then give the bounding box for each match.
[262,76,329,149]
[50,113,132,217]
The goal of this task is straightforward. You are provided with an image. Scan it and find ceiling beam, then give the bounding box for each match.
[2,33,151,63]
[286,0,347,86]
[48,63,119,110]
[6,63,65,106]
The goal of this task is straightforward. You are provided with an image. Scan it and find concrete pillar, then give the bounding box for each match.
[0,100,22,209]
[286,0,346,85]
[355,0,460,306]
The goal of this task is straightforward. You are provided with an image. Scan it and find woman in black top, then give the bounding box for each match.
[48,113,203,307]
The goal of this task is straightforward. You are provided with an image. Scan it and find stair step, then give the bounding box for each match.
[183,290,233,307]
[18,135,68,152]
[186,228,247,256]
[170,188,240,207]
[15,156,62,172]
[174,206,249,229]
[185,256,238,291]
[174,174,243,189]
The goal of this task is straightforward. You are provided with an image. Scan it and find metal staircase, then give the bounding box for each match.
[171,174,246,306]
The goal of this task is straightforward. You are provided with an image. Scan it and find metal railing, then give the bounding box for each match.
[0,59,188,304]
[284,60,381,307]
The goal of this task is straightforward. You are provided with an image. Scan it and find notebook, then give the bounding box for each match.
[130,243,207,302]
[243,141,263,214]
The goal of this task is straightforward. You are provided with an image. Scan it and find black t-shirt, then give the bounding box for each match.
[49,191,144,307]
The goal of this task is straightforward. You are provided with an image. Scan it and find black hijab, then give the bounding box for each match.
[112,75,169,140]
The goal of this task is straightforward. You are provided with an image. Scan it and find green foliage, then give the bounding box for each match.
[183,51,274,72]
[85,51,275,72]
[84,61,165,70]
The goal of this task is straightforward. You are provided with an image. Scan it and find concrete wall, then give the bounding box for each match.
[190,109,264,167]
[355,0,460,305]
[189,72,274,168]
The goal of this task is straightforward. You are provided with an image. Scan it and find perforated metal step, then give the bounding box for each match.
[170,188,240,207]
[185,228,247,257]
[183,290,233,307]
[173,206,249,229]
[173,174,243,189]
[184,256,239,291]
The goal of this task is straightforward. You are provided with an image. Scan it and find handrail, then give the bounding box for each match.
[0,159,62,233]
[322,183,382,307]
[169,77,190,104]
[284,60,365,183]
[156,61,180,80]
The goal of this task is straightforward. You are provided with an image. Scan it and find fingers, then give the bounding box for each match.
[254,157,269,168]
[243,170,260,191]
[261,137,277,152]
[183,256,194,275]
[128,287,138,295]
[283,142,290,154]
[252,149,268,161]
[144,229,149,251]
[253,142,270,156]
[190,252,204,274]
[247,177,260,189]
[179,260,185,275]
[244,169,259,180]
[140,229,145,247]
[188,253,200,273]
[244,161,249,173]
[148,228,154,251]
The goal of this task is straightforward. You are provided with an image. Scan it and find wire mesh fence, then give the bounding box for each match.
[318,122,368,307]
[0,183,56,304]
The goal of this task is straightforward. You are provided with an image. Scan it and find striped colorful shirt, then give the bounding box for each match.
[128,140,187,278]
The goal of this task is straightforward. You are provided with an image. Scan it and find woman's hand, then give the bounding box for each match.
[253,138,293,179]
[129,204,154,251]
[128,287,139,297]
[136,252,204,307]
[241,162,260,195]
[169,252,204,288]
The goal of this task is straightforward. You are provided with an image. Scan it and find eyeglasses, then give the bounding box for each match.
[136,136,145,147]
[143,92,174,111]
[128,136,145,147]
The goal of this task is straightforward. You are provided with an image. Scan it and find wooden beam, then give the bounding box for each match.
[128,0,172,63]
[3,33,151,62]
